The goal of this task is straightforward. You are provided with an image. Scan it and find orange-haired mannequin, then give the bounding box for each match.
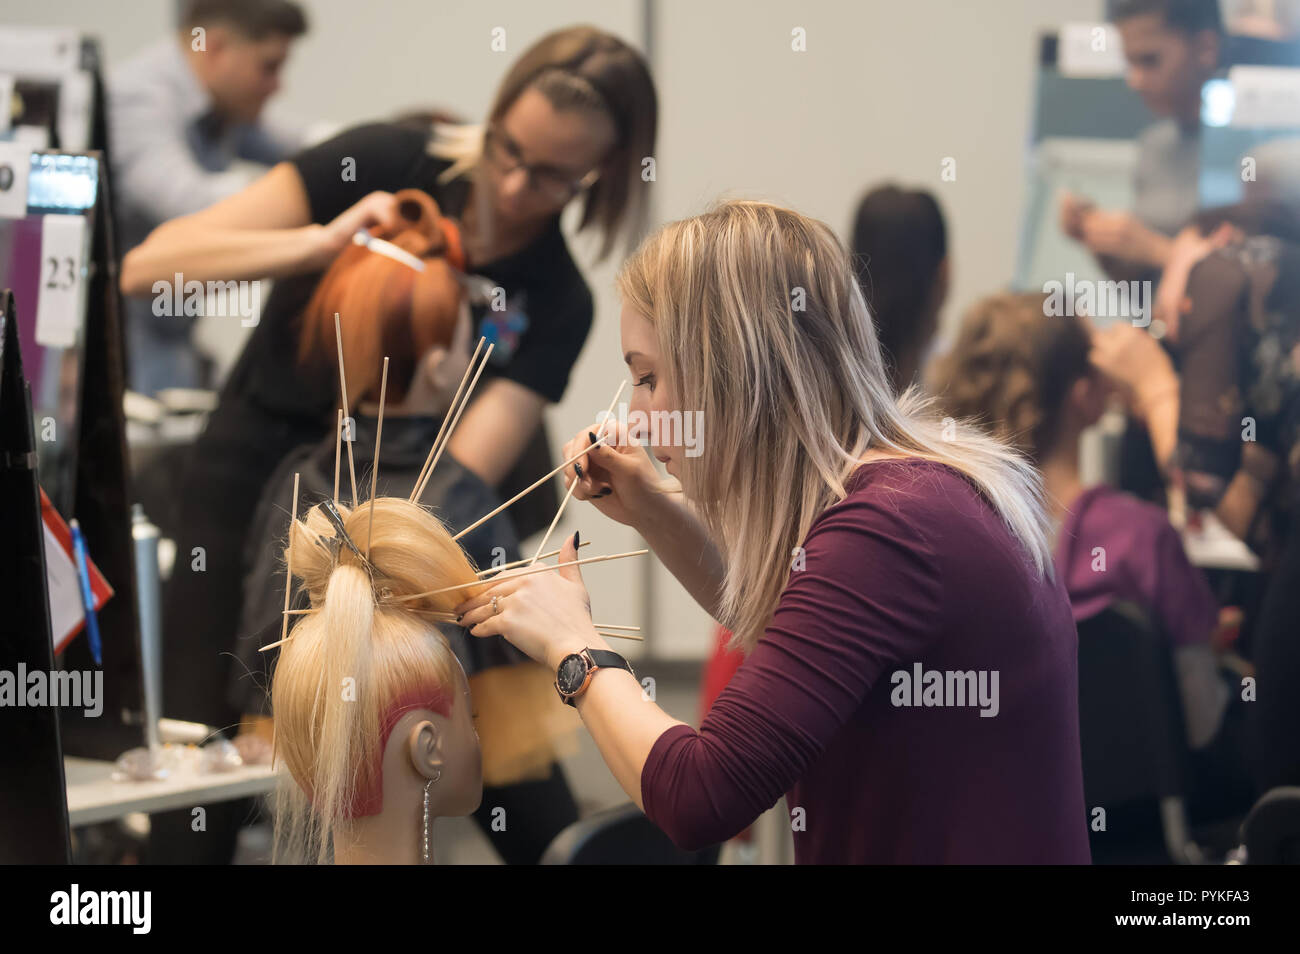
[300,188,468,413]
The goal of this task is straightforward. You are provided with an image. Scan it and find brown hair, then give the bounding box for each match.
[299,189,465,409]
[481,26,657,260]
[182,0,308,39]
[1192,199,1300,242]
[850,184,948,389]
[928,292,1093,463]
[1112,0,1224,37]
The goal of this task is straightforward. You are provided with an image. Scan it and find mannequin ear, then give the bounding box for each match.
[407,720,444,781]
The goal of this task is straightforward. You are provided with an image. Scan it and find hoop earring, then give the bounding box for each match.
[421,769,442,864]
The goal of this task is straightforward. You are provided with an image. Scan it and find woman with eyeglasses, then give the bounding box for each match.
[119,25,656,864]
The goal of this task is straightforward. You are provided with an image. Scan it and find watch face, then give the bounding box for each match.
[557,654,589,695]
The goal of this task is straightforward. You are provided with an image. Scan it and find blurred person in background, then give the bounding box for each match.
[930,292,1253,829]
[111,0,308,395]
[1059,0,1225,506]
[1059,0,1223,279]
[850,184,950,393]
[1092,200,1300,795]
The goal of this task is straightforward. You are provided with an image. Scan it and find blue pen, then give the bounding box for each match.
[69,519,103,666]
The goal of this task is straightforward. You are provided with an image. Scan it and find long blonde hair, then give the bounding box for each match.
[270,497,480,864]
[616,200,1053,652]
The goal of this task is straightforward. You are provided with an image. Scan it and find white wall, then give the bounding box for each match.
[2,0,1105,660]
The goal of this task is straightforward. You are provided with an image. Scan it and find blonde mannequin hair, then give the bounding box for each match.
[616,200,1054,653]
[271,496,480,864]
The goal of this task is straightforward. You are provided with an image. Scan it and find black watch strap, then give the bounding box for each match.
[586,649,634,677]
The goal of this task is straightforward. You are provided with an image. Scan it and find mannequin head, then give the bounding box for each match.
[271,496,484,864]
[300,189,466,411]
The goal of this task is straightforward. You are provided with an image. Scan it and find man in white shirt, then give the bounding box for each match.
[110,0,307,395]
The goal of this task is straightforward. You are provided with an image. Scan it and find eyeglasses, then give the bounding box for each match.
[482,125,600,202]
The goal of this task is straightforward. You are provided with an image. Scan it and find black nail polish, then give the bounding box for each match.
[597,488,612,498]
[572,530,580,548]
[455,614,463,623]
[574,462,584,479]
[588,430,599,445]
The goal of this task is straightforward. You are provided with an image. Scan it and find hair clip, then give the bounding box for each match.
[353,228,427,273]
[352,226,493,310]
[319,498,373,574]
[319,529,342,562]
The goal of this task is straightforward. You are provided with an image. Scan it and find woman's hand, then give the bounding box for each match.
[1078,209,1171,266]
[560,419,664,528]
[405,298,474,416]
[1058,190,1093,241]
[1153,223,1241,342]
[454,533,609,670]
[310,190,403,270]
[1089,321,1179,421]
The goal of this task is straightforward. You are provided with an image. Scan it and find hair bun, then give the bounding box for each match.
[381,189,450,259]
[287,497,482,615]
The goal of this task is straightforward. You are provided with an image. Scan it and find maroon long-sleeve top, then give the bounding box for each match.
[641,458,1091,863]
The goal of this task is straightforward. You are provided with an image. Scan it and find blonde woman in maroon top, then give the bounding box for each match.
[458,200,1091,863]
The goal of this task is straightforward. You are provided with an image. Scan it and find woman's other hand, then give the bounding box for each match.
[405,297,475,416]
[1078,209,1172,266]
[1153,223,1241,343]
[1089,321,1178,420]
[455,533,608,670]
[560,417,664,528]
[310,190,403,269]
[1058,190,1093,241]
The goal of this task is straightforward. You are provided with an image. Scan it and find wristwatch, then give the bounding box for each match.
[555,648,635,707]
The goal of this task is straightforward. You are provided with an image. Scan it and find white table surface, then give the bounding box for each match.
[1182,512,1261,572]
[65,756,279,827]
